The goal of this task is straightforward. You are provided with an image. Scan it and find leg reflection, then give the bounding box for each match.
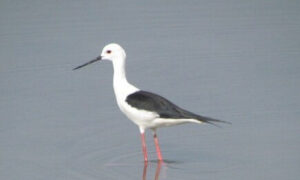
[154,161,162,180]
[142,160,163,180]
[142,161,148,180]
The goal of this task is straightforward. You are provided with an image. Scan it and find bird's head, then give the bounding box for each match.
[73,43,126,70]
[101,43,126,62]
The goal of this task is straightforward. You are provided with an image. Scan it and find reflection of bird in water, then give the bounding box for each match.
[143,161,162,180]
[74,43,230,162]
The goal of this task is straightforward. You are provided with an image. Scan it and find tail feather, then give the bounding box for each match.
[195,115,231,127]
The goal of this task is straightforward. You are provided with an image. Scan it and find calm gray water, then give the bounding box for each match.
[1,0,299,179]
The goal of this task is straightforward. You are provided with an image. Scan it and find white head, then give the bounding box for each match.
[101,43,126,61]
[73,43,126,70]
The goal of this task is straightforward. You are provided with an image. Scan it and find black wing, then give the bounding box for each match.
[126,90,229,125]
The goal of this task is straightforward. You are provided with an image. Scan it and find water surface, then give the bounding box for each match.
[1,0,300,179]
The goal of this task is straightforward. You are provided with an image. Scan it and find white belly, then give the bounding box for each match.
[117,98,201,129]
[118,99,159,128]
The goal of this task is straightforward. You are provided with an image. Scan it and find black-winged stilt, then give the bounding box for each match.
[73,43,229,162]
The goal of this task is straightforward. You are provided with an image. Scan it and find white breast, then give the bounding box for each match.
[113,81,158,128]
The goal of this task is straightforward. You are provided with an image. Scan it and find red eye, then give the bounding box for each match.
[106,50,111,54]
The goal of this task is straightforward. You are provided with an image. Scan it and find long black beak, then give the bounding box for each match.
[73,56,102,70]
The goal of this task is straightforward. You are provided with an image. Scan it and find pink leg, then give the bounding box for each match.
[153,133,163,161]
[140,133,148,162]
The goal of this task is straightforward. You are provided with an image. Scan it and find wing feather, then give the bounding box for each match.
[126,90,230,125]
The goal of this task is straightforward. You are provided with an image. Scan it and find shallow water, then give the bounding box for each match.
[1,0,300,179]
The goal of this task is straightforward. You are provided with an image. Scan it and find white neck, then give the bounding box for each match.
[112,57,138,101]
[112,56,127,84]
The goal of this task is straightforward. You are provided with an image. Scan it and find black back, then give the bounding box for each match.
[126,90,228,125]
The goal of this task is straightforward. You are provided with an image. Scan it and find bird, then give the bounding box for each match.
[73,43,229,162]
